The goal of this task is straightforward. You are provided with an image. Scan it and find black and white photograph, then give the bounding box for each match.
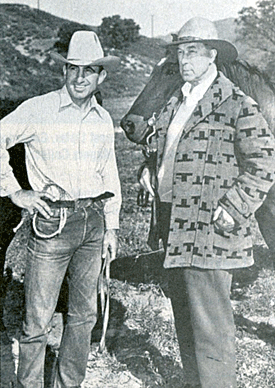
[1,1,275,387]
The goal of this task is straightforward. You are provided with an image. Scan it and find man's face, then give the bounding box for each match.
[177,42,216,84]
[64,64,106,106]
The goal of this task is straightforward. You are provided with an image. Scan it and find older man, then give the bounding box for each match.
[0,31,121,387]
[137,18,275,388]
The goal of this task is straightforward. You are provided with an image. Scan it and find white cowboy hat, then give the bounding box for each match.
[50,30,120,71]
[168,17,238,63]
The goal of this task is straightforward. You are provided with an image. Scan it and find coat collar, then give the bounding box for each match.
[156,71,241,162]
[161,71,240,135]
[182,71,238,135]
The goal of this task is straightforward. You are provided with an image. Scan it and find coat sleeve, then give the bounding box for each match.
[219,95,275,225]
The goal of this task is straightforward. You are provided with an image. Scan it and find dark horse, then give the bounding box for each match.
[121,55,275,253]
[0,99,30,331]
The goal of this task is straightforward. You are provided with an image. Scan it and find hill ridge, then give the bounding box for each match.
[0,4,267,101]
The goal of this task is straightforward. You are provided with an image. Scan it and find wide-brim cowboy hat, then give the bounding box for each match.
[50,30,120,71]
[168,17,238,64]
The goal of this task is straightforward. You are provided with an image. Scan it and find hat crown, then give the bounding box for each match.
[66,31,104,66]
[178,17,218,41]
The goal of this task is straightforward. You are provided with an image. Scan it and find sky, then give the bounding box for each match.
[0,0,258,37]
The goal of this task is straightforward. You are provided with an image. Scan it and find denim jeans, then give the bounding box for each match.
[17,202,104,388]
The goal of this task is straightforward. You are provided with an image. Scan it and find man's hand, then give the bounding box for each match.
[138,166,155,207]
[139,166,155,197]
[102,229,118,262]
[9,189,56,219]
[213,206,235,232]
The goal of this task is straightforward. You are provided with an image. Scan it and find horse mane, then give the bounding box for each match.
[219,59,275,134]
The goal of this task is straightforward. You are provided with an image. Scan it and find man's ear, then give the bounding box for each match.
[210,49,218,63]
[63,65,67,77]
[98,69,107,85]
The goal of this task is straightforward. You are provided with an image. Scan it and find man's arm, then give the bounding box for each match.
[0,100,55,218]
[102,229,118,262]
[100,123,122,261]
[219,96,275,225]
[101,133,121,230]
[0,100,37,197]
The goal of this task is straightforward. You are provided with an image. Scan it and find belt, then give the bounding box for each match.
[42,191,114,209]
[32,191,114,239]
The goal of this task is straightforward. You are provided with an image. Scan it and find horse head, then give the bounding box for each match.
[120,49,183,144]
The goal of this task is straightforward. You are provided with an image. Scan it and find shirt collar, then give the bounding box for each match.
[58,85,102,117]
[181,64,218,106]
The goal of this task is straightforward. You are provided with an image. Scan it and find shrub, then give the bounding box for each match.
[98,15,140,50]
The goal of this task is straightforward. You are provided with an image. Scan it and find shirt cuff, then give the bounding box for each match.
[104,207,120,230]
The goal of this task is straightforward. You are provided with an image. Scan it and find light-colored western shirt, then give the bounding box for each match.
[158,64,218,202]
[0,86,121,229]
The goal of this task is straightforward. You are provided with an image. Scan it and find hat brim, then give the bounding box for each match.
[50,52,120,71]
[167,38,238,64]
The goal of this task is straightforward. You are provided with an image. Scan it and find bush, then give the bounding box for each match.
[98,15,140,50]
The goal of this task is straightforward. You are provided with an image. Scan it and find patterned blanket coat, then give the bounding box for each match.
[149,72,275,270]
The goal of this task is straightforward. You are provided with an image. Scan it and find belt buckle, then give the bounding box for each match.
[74,198,93,212]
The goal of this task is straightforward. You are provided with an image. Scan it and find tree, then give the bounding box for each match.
[236,0,275,56]
[98,15,140,49]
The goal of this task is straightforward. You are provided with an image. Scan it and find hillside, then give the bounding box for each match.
[0,5,271,109]
[215,18,266,72]
[0,4,166,103]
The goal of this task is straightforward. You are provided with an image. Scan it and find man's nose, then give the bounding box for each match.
[180,54,189,65]
[76,68,85,81]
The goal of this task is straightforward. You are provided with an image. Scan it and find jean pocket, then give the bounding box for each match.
[32,211,66,239]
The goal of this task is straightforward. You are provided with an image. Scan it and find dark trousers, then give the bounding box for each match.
[160,203,237,388]
[255,203,275,253]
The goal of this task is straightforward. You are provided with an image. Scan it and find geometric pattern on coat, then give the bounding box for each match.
[153,72,275,269]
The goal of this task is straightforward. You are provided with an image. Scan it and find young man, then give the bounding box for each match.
[137,18,275,388]
[0,31,121,388]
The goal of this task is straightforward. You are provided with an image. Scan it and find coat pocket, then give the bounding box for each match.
[196,126,236,257]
